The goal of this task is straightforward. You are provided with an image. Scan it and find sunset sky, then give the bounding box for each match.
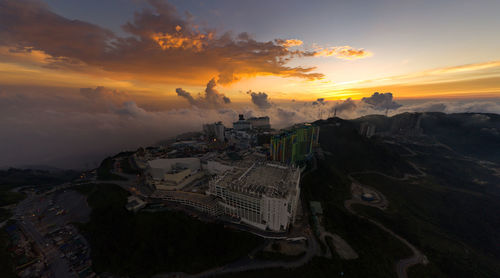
[1,0,500,101]
[1,0,500,168]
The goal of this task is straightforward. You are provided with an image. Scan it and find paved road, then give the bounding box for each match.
[344,173,427,278]
[154,229,320,278]
[319,229,358,260]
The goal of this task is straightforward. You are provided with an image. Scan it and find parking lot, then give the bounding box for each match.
[13,188,95,278]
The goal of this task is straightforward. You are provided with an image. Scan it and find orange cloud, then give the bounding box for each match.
[0,0,324,86]
[276,39,303,48]
[151,32,212,51]
[312,46,373,59]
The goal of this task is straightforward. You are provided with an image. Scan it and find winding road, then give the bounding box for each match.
[153,229,320,278]
[345,172,428,278]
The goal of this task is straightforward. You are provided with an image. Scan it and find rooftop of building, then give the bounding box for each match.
[215,162,299,198]
[148,157,200,169]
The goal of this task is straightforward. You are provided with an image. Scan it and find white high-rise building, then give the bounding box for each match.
[208,162,301,232]
[203,121,225,142]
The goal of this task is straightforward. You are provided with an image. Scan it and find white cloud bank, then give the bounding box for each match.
[1,87,499,169]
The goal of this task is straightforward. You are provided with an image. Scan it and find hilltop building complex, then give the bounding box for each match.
[133,116,319,234]
[208,162,301,232]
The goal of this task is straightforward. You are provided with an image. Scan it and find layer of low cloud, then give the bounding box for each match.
[176,78,230,108]
[312,98,326,106]
[1,85,499,169]
[362,92,402,111]
[332,98,357,114]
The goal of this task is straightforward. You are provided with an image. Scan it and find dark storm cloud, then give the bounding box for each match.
[176,78,230,108]
[0,0,323,84]
[361,92,402,111]
[249,91,272,109]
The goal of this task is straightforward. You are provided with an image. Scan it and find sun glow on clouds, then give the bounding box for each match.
[0,0,498,101]
[1,0,500,170]
[281,59,500,100]
[357,60,500,88]
[0,0,383,101]
[312,46,373,60]
[419,61,500,77]
[277,39,304,48]
[151,31,213,52]
[0,0,335,87]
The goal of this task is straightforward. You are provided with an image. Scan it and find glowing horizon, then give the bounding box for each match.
[1,0,499,103]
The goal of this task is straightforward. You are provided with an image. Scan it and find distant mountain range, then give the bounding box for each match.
[308,112,500,277]
[354,112,500,163]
